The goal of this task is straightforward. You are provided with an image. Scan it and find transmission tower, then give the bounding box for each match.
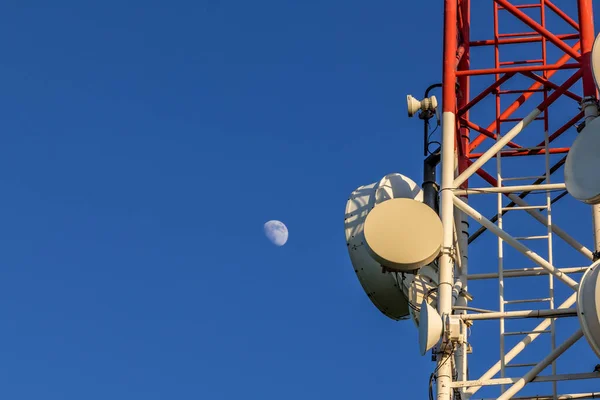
[344,1,600,399]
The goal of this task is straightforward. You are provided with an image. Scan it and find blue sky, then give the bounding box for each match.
[0,1,599,399]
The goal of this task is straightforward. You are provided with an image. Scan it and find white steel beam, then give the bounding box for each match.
[436,108,457,400]
[460,308,577,321]
[453,195,580,290]
[454,108,541,188]
[462,258,600,397]
[455,185,594,260]
[497,329,584,400]
[452,183,565,195]
[462,288,579,397]
[468,266,588,280]
[507,193,594,260]
[478,394,600,400]
[452,372,600,388]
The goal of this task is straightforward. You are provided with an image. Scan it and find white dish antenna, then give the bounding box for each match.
[418,301,443,356]
[591,31,600,90]
[363,198,443,272]
[577,262,600,358]
[344,173,426,320]
[565,116,600,204]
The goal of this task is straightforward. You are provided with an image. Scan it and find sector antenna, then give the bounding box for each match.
[343,2,600,399]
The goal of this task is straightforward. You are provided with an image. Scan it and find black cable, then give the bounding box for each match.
[427,141,442,155]
[395,272,422,313]
[428,343,456,400]
[429,372,435,400]
[427,120,441,156]
[426,287,438,302]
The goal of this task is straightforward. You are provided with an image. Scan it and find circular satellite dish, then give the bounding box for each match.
[344,173,425,320]
[363,198,443,272]
[565,116,600,204]
[345,181,409,320]
[577,262,600,358]
[418,301,443,356]
[591,32,600,90]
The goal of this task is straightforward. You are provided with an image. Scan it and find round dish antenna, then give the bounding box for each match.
[565,116,600,204]
[418,301,443,356]
[344,173,425,320]
[363,198,443,272]
[591,32,600,90]
[577,261,600,358]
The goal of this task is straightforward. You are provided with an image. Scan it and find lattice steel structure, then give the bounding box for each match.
[433,1,600,399]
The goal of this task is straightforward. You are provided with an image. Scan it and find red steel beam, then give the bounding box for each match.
[460,118,522,148]
[458,73,514,116]
[457,0,471,180]
[457,62,579,76]
[498,31,539,38]
[498,4,541,10]
[468,70,582,159]
[468,41,581,152]
[470,33,578,47]
[546,0,580,31]
[468,147,570,159]
[495,0,580,60]
[535,111,584,147]
[578,0,597,98]
[521,71,582,102]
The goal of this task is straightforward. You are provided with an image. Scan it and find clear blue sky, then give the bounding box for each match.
[1,1,600,399]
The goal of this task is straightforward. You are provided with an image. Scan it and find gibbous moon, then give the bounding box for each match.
[264,220,288,246]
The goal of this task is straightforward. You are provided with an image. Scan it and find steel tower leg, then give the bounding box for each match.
[437,1,459,399]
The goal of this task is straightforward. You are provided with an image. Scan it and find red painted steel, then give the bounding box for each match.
[447,0,595,198]
[468,42,581,152]
[468,147,570,159]
[578,0,597,97]
[457,0,471,179]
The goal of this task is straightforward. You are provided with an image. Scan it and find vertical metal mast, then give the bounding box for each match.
[436,1,600,399]
[437,1,460,399]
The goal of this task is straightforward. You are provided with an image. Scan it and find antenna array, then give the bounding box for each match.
[344,1,600,399]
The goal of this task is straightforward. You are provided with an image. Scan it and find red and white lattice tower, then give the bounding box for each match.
[436,0,599,399]
[344,1,600,399]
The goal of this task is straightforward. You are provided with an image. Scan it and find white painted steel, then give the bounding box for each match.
[454,372,600,388]
[453,195,579,290]
[436,110,457,400]
[454,107,541,188]
[506,193,594,260]
[463,286,580,397]
[452,183,565,195]
[496,329,584,400]
[468,266,588,280]
[460,308,577,321]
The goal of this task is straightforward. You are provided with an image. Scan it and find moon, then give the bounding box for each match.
[264,220,288,246]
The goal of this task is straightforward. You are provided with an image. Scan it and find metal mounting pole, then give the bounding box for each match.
[436,1,458,399]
